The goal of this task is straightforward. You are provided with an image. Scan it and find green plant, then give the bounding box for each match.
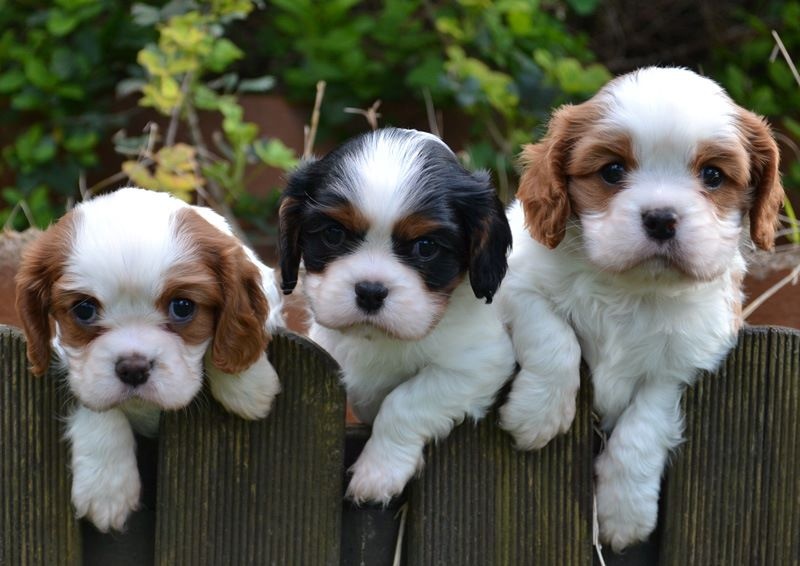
[0,0,152,229]
[118,0,298,235]
[257,0,609,198]
[710,1,800,241]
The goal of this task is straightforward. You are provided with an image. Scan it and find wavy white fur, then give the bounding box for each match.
[497,67,783,551]
[17,187,283,532]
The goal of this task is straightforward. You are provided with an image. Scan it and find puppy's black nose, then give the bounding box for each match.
[355,281,389,313]
[115,354,151,386]
[642,208,678,241]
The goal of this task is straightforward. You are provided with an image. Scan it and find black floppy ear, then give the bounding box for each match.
[456,170,513,303]
[278,159,319,295]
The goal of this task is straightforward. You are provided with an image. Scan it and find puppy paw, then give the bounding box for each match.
[595,453,658,552]
[72,461,141,532]
[208,355,281,420]
[346,446,422,505]
[499,371,576,450]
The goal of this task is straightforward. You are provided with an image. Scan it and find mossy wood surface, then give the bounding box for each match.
[406,374,595,566]
[3,324,800,565]
[660,326,800,566]
[155,331,346,566]
[0,325,81,565]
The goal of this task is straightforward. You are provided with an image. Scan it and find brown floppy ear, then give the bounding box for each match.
[15,213,76,375]
[738,109,785,251]
[212,249,270,374]
[176,208,270,374]
[516,104,580,249]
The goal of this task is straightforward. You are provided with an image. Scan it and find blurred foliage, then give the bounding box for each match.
[6,0,800,235]
[710,1,800,239]
[712,2,800,192]
[0,0,151,229]
[119,0,298,209]
[258,0,609,197]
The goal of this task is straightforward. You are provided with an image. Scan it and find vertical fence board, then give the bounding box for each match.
[660,326,800,566]
[406,373,594,566]
[155,331,346,566]
[0,325,81,565]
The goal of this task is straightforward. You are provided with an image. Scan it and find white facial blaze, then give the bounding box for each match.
[579,68,746,280]
[304,129,457,340]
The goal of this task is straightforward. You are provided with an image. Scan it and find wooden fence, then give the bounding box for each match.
[1,323,798,565]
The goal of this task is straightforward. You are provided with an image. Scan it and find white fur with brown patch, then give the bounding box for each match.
[15,187,283,532]
[497,67,784,552]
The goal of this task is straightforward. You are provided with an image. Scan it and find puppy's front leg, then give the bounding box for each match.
[595,379,684,551]
[206,351,280,420]
[499,292,582,449]
[66,405,141,532]
[347,364,504,505]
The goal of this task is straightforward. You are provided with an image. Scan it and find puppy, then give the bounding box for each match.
[496,67,784,551]
[15,187,283,531]
[279,128,515,503]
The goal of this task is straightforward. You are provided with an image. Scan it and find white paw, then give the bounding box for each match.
[346,445,422,505]
[595,453,658,552]
[499,370,577,450]
[72,461,141,532]
[207,354,281,420]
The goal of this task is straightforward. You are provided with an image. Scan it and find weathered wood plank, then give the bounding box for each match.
[660,326,800,566]
[406,374,594,566]
[0,325,81,565]
[155,330,346,566]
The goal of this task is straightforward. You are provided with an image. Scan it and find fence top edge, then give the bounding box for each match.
[272,327,341,374]
[0,324,24,339]
[741,324,800,339]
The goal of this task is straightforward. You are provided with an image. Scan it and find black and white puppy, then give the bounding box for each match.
[279,128,515,503]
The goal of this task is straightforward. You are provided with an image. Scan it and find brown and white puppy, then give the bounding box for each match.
[16,187,282,532]
[496,67,783,551]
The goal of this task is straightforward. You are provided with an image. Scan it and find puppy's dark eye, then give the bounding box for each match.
[169,298,196,323]
[72,299,99,324]
[701,166,724,189]
[600,162,626,185]
[321,225,346,249]
[412,238,439,261]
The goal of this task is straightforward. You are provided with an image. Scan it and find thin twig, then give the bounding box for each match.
[166,73,193,147]
[484,116,512,157]
[743,262,800,320]
[496,153,509,202]
[303,81,326,159]
[344,100,382,131]
[185,97,250,244]
[422,88,441,138]
[392,502,409,566]
[771,30,800,88]
[592,416,608,566]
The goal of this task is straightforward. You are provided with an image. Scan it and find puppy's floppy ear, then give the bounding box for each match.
[517,104,584,249]
[738,109,785,251]
[212,250,270,374]
[177,208,270,374]
[454,170,513,303]
[279,159,319,295]
[15,213,76,375]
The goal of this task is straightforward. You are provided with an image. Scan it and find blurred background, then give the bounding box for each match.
[1,0,799,327]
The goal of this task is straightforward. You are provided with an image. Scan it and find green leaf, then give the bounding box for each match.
[194,84,221,110]
[23,56,57,89]
[566,0,600,16]
[237,75,276,93]
[64,131,98,153]
[206,37,243,72]
[253,138,299,170]
[0,69,25,93]
[47,9,80,36]
[131,3,162,26]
